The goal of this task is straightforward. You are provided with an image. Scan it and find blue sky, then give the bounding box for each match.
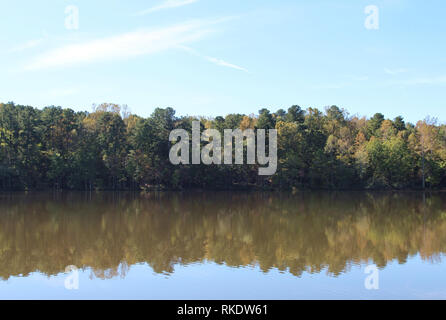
[0,0,445,123]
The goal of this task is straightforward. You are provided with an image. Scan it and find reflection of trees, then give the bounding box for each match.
[0,191,445,280]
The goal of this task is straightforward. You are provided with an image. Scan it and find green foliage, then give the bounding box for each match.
[368,113,385,137]
[0,102,445,190]
[256,108,275,129]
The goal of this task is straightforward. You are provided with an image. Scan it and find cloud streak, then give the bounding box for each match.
[205,57,249,73]
[135,0,199,16]
[23,20,218,71]
[179,46,249,73]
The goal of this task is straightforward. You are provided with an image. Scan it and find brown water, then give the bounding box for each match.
[0,191,445,299]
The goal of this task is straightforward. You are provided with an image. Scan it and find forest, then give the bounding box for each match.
[0,101,445,190]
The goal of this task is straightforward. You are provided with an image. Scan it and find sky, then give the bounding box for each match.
[0,0,445,123]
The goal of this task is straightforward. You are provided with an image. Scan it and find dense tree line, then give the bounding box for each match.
[0,101,445,190]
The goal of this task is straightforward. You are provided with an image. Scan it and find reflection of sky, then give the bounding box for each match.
[1,254,445,299]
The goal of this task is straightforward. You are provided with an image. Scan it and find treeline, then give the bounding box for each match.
[0,101,445,190]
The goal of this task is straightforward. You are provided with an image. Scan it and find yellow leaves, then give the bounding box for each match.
[204,119,213,129]
[125,114,140,132]
[355,131,367,146]
[407,132,418,151]
[275,120,298,137]
[379,119,397,140]
[82,116,97,131]
[419,121,441,149]
[276,120,301,151]
[240,115,256,130]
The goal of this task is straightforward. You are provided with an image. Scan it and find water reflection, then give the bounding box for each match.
[0,191,445,281]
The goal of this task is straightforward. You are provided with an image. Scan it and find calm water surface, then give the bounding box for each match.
[0,191,445,299]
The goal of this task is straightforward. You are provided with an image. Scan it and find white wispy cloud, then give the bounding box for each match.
[23,19,220,71]
[205,57,249,73]
[179,45,249,73]
[135,0,199,16]
[384,68,407,75]
[10,38,44,53]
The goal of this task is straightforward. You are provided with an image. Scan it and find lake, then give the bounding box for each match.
[0,191,445,299]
